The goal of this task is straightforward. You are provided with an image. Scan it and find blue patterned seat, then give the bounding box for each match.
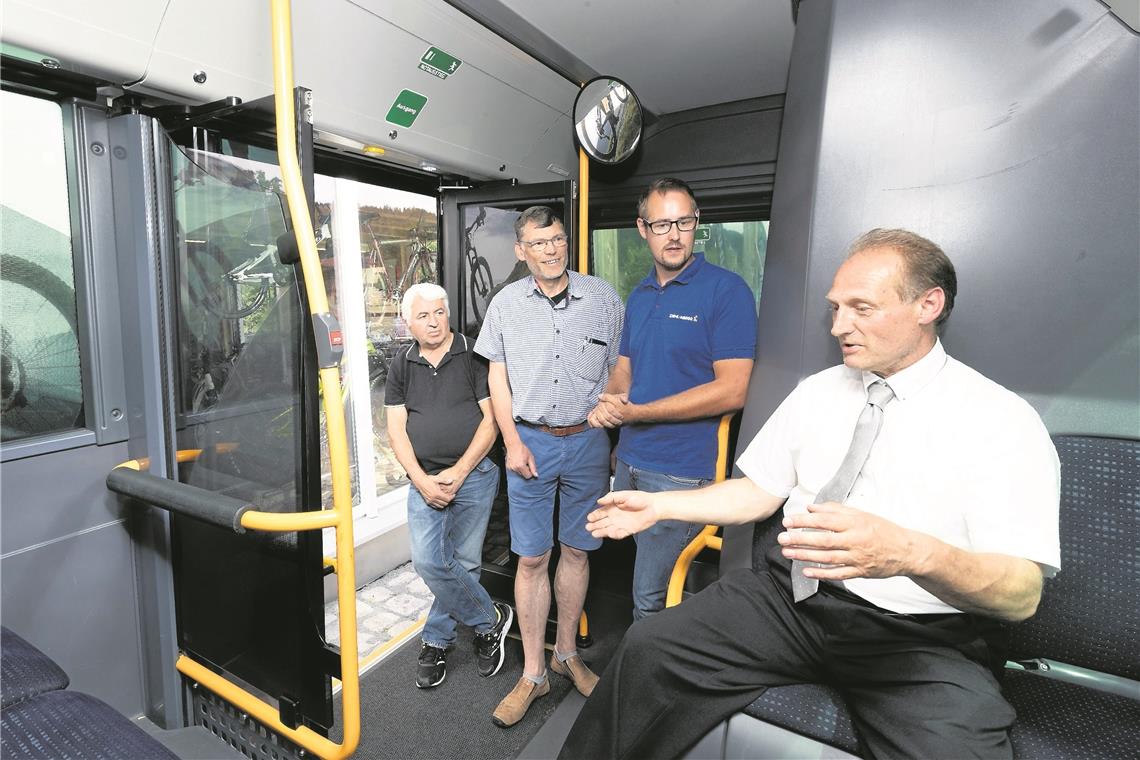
[1,628,69,709]
[1,627,178,760]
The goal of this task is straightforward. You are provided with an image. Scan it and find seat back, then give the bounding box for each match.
[1007,436,1140,679]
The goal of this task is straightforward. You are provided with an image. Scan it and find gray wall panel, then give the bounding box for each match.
[744,0,1139,448]
[590,97,785,226]
[1,482,145,716]
[1,441,129,555]
[730,0,1138,568]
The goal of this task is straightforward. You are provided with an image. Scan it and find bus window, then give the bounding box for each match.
[312,177,438,507]
[461,200,568,331]
[0,90,83,443]
[593,219,769,307]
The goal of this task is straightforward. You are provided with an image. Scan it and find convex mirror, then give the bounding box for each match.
[573,77,642,164]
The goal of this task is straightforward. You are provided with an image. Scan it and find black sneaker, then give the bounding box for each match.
[474,602,514,678]
[416,643,446,689]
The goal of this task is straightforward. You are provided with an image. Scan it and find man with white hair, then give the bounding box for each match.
[385,282,513,689]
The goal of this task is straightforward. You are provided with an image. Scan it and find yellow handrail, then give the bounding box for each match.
[578,145,589,274]
[664,412,734,608]
[174,3,360,757]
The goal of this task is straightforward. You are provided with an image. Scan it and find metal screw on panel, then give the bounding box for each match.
[113,146,127,159]
[193,70,208,84]
[41,58,61,69]
[389,130,398,140]
[110,408,123,421]
[90,142,105,156]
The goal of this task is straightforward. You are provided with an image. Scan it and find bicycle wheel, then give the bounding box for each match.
[0,254,84,441]
[184,241,271,320]
[414,249,437,285]
[469,256,494,322]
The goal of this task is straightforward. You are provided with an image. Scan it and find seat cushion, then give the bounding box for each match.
[1005,670,1140,760]
[1,690,179,760]
[742,683,861,755]
[1,628,69,709]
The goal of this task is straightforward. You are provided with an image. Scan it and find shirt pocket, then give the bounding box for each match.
[572,339,608,382]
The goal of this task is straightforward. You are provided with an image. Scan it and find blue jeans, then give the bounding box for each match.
[614,458,709,620]
[407,456,500,648]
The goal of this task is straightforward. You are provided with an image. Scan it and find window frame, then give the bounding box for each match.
[0,91,132,461]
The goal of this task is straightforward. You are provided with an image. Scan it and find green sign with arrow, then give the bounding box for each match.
[419,46,462,80]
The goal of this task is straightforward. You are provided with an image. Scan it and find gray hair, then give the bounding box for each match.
[400,282,449,322]
[848,228,957,330]
[514,206,562,240]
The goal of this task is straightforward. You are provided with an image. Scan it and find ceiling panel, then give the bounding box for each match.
[492,0,796,113]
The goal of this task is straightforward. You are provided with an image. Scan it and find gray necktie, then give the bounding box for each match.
[791,380,896,602]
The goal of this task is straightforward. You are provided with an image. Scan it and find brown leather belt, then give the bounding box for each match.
[519,420,589,437]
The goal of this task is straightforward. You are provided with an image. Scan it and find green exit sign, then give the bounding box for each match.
[386,89,428,127]
[419,46,462,79]
[695,226,711,242]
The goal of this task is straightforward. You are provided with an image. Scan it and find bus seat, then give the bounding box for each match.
[1,627,179,760]
[1,627,70,708]
[686,435,1140,759]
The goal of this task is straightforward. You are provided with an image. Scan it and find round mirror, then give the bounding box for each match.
[573,77,643,165]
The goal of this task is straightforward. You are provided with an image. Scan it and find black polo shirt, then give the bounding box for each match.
[383,331,490,475]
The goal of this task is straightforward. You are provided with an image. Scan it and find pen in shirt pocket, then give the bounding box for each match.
[582,337,608,351]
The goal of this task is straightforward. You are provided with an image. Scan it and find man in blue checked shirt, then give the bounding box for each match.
[588,177,757,621]
[474,206,623,728]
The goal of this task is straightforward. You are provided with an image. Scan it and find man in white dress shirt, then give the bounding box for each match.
[558,228,1060,760]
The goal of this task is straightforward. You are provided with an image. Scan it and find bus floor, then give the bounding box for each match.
[332,538,638,759]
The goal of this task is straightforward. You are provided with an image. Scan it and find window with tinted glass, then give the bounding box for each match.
[0,91,83,443]
[594,219,768,307]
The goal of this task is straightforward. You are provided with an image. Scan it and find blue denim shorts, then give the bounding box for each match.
[506,425,610,557]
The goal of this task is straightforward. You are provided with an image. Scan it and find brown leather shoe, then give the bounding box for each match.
[492,675,550,727]
[549,652,599,697]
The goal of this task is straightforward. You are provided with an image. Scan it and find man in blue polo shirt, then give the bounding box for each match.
[589,177,756,620]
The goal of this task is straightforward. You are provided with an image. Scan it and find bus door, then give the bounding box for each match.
[161,115,334,746]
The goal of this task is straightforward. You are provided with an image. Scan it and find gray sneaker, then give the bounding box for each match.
[474,602,514,678]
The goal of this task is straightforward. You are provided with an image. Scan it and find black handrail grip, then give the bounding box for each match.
[107,468,252,533]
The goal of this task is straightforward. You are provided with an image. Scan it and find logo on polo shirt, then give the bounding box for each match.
[668,313,699,323]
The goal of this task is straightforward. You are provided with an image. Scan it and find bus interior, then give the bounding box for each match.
[1,1,1137,759]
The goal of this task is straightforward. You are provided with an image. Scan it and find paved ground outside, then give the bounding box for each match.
[324,561,433,657]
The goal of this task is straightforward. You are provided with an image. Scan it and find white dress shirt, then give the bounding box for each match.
[737,340,1061,614]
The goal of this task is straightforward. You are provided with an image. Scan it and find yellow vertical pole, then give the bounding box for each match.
[578,146,589,273]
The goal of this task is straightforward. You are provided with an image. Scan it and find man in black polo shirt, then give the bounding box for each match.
[385,283,513,689]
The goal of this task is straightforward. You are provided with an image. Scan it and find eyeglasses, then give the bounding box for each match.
[640,215,699,235]
[519,233,569,251]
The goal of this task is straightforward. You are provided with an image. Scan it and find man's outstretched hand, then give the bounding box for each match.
[587,490,659,539]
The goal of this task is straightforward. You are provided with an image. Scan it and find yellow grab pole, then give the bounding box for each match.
[665,413,735,608]
[578,146,589,273]
[268,2,359,756]
[167,4,361,758]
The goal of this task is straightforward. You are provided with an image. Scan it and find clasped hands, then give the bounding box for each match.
[587,392,634,428]
[415,465,469,509]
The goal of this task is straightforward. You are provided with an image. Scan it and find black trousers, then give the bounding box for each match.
[558,565,1014,760]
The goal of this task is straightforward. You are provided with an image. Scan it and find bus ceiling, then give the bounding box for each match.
[0,0,795,184]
